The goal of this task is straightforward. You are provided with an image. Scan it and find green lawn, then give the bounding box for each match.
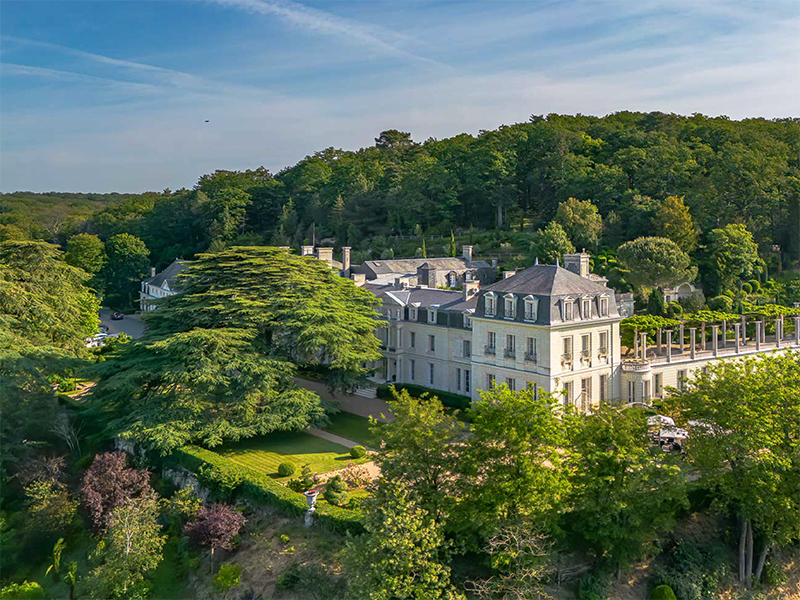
[323,412,380,447]
[215,431,367,479]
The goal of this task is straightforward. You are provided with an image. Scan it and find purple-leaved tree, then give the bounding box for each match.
[82,451,152,532]
[184,503,246,572]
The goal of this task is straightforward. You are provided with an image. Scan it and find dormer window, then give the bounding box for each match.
[463,310,473,329]
[523,295,538,321]
[504,294,516,319]
[409,306,418,321]
[428,307,438,324]
[581,298,591,319]
[599,295,609,317]
[485,292,497,316]
[563,298,575,321]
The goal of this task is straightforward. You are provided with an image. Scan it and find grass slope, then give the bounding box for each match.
[323,412,379,447]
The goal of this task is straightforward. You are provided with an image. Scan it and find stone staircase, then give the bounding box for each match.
[354,386,378,399]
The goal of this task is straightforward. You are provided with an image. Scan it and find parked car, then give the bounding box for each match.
[111,312,124,320]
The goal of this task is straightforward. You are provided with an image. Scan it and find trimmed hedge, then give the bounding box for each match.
[169,445,364,535]
[377,383,471,410]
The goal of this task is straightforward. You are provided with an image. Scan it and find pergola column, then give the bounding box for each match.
[679,322,685,353]
[666,330,673,363]
[722,320,727,348]
[741,315,747,345]
[734,323,741,354]
[634,330,639,357]
[690,328,697,360]
[756,321,762,351]
[657,328,662,355]
[640,332,648,360]
[795,316,800,346]
[701,322,706,351]
[776,318,782,348]
[712,325,719,357]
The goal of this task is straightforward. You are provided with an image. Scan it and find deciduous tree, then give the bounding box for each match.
[65,233,107,278]
[82,452,153,532]
[706,223,762,292]
[651,196,698,254]
[102,233,150,309]
[530,222,575,265]
[555,197,603,250]
[617,236,696,293]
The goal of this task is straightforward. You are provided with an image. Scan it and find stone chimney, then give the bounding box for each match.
[316,247,334,267]
[464,280,480,301]
[301,245,314,256]
[564,250,591,279]
[462,245,473,262]
[503,270,517,279]
[492,258,498,269]
[150,266,156,277]
[342,246,351,275]
[351,273,366,286]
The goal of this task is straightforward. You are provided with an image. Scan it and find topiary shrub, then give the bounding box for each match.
[277,462,296,477]
[350,445,367,459]
[749,279,761,292]
[649,585,677,600]
[323,475,348,506]
[213,563,242,593]
[708,295,733,312]
[287,464,316,493]
[741,282,753,294]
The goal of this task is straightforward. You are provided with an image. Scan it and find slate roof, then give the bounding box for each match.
[482,264,610,297]
[144,259,188,291]
[362,283,477,311]
[359,256,490,275]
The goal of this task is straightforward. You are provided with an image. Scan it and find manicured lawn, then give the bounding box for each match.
[324,412,380,447]
[215,431,367,479]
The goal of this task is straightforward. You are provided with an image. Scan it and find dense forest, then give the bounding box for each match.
[3,112,799,273]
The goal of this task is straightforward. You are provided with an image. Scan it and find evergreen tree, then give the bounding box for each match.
[647,288,666,316]
[449,230,457,257]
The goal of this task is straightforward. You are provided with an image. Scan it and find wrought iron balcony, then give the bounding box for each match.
[484,345,496,355]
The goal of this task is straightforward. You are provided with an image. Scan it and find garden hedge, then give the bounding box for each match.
[169,445,364,535]
[377,383,471,410]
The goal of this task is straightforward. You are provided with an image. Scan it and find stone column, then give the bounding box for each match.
[690,328,697,360]
[701,322,706,351]
[640,333,648,360]
[666,330,673,363]
[741,315,747,345]
[712,325,719,357]
[656,328,662,355]
[679,322,685,353]
[722,320,727,348]
[761,320,766,343]
[734,323,740,354]
[795,316,800,346]
[776,318,781,348]
[756,321,761,351]
[634,331,639,358]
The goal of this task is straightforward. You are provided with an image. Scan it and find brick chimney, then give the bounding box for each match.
[342,246,351,275]
[462,245,473,262]
[464,280,480,301]
[316,247,334,267]
[564,250,591,278]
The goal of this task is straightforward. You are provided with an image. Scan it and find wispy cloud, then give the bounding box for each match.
[1,63,161,93]
[208,0,448,68]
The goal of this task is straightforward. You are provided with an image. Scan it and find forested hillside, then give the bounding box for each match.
[3,112,799,300]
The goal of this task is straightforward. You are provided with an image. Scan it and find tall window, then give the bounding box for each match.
[448,272,457,287]
[465,369,471,393]
[599,374,607,403]
[581,334,591,357]
[428,335,435,352]
[409,307,418,321]
[429,363,435,385]
[506,334,515,356]
[463,340,471,357]
[428,308,437,324]
[487,331,496,352]
[463,313,472,329]
[526,337,537,361]
[506,377,516,391]
[410,359,415,380]
[486,373,496,388]
[563,381,573,406]
[654,373,663,397]
[677,370,687,391]
[563,337,573,361]
[599,296,609,316]
[504,294,516,319]
[563,300,574,320]
[582,298,591,319]
[599,331,608,354]
[644,380,651,400]
[524,296,538,321]
[628,380,635,401]
[410,332,416,348]
[485,293,496,316]
[456,368,461,391]
[581,378,591,411]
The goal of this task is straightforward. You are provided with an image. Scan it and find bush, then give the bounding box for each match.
[0,581,45,599]
[577,572,611,600]
[708,295,733,312]
[649,585,677,600]
[760,561,787,588]
[198,463,244,499]
[350,445,367,459]
[323,475,349,506]
[749,279,761,292]
[280,533,290,545]
[741,282,753,294]
[278,462,296,477]
[666,301,683,318]
[376,383,471,410]
[276,563,347,598]
[213,563,242,592]
[288,464,317,493]
[654,540,727,600]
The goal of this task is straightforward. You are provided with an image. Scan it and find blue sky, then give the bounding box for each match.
[1,0,798,193]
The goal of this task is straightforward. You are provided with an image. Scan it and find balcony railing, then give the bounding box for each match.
[504,348,516,358]
[484,345,496,355]
[525,351,537,362]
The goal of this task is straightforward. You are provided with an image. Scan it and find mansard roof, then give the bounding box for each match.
[482,264,611,297]
[358,256,490,275]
